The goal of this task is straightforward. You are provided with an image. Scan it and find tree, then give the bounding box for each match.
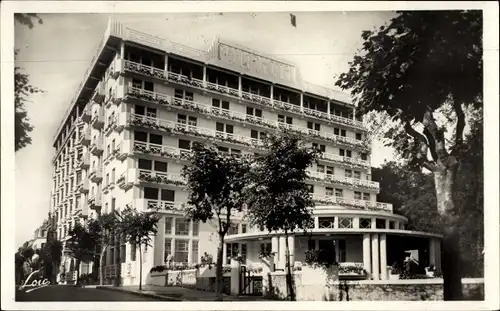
[245,133,319,301]
[117,206,161,291]
[14,14,44,152]
[86,211,120,285]
[67,222,98,284]
[336,10,482,300]
[182,142,251,301]
[39,239,63,283]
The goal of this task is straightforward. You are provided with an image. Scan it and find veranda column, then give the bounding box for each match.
[287,236,295,268]
[238,76,242,97]
[379,234,388,280]
[371,234,380,280]
[429,238,436,269]
[271,236,279,271]
[278,236,286,270]
[435,238,442,275]
[363,234,372,277]
[153,217,165,266]
[164,54,168,73]
[300,93,304,112]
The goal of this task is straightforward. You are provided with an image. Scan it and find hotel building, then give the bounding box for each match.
[50,20,442,285]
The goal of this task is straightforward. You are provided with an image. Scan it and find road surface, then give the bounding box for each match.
[15,285,158,301]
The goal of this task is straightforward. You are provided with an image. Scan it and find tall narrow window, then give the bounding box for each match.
[191,240,199,264]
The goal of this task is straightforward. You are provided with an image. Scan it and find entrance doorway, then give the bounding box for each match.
[318,239,336,261]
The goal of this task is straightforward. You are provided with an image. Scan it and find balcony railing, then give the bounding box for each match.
[119,60,365,131]
[90,137,104,156]
[137,169,186,187]
[89,165,103,183]
[77,179,89,193]
[307,171,379,192]
[134,199,186,213]
[104,115,117,136]
[91,108,105,130]
[312,194,392,212]
[88,193,102,210]
[125,87,366,150]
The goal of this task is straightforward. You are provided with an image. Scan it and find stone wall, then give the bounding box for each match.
[146,269,230,294]
[267,274,484,301]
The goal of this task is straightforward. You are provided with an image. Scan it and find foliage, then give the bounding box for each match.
[67,222,97,263]
[246,132,319,301]
[335,10,483,300]
[14,14,44,152]
[116,205,161,290]
[182,142,251,300]
[304,249,338,268]
[245,133,319,233]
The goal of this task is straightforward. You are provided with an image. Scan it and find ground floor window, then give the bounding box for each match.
[191,240,199,264]
[175,239,189,263]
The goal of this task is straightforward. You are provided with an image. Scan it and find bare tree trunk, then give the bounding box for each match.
[99,245,108,286]
[215,233,225,301]
[138,243,143,291]
[284,229,295,301]
[434,167,463,300]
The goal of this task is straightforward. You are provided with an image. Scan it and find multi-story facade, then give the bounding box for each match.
[50,20,442,285]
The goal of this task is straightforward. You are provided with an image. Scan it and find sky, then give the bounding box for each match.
[14,12,398,246]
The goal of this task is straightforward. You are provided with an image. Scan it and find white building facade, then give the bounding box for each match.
[50,20,442,285]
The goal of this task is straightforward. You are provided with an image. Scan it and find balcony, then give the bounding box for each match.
[318,152,370,169]
[114,113,127,133]
[77,152,90,169]
[78,127,91,146]
[307,171,380,192]
[117,169,136,190]
[91,82,105,104]
[119,60,364,131]
[132,141,192,161]
[91,108,105,130]
[116,140,131,161]
[134,199,186,213]
[124,88,366,150]
[90,137,104,156]
[104,116,117,136]
[81,104,92,123]
[312,194,393,213]
[110,85,124,106]
[77,179,89,193]
[87,193,102,210]
[137,169,186,187]
[89,166,103,183]
[128,114,264,149]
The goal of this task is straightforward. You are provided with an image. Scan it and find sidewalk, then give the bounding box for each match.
[96,285,273,301]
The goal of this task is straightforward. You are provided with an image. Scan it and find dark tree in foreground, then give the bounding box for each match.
[182,142,251,301]
[117,206,161,291]
[246,133,319,301]
[336,10,482,300]
[14,14,44,152]
[67,222,98,284]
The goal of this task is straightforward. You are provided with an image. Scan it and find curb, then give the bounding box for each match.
[96,286,182,301]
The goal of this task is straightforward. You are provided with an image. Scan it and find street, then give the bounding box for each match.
[15,285,158,301]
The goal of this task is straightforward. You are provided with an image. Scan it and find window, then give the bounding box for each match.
[354,171,361,179]
[356,133,362,140]
[339,149,345,156]
[107,145,110,157]
[241,224,247,234]
[146,107,156,118]
[132,78,142,89]
[177,114,187,124]
[346,150,352,158]
[228,223,238,235]
[246,106,262,118]
[174,89,183,99]
[340,129,346,137]
[361,153,368,161]
[164,239,171,262]
[317,164,325,173]
[192,221,199,236]
[325,187,334,197]
[326,166,334,176]
[389,221,396,229]
[251,130,266,140]
[191,240,199,264]
[135,105,145,116]
[135,131,148,142]
[312,143,326,152]
[111,197,116,211]
[111,139,115,151]
[184,91,194,101]
[106,173,109,186]
[188,116,197,126]
[111,168,115,183]
[278,114,292,124]
[165,217,173,235]
[307,122,320,131]
[334,128,340,135]
[354,191,362,200]
[345,169,352,178]
[376,219,386,229]
[149,134,163,145]
[338,240,346,262]
[363,193,370,201]
[154,161,168,172]
[213,98,230,110]
[218,146,229,153]
[335,188,343,197]
[179,139,191,150]
[161,189,175,202]
[175,218,190,235]
[144,187,158,200]
[226,243,239,264]
[338,217,353,229]
[260,243,272,253]
[144,81,154,92]
[307,184,314,193]
[359,218,371,229]
[174,240,189,263]
[138,159,152,170]
[216,122,233,134]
